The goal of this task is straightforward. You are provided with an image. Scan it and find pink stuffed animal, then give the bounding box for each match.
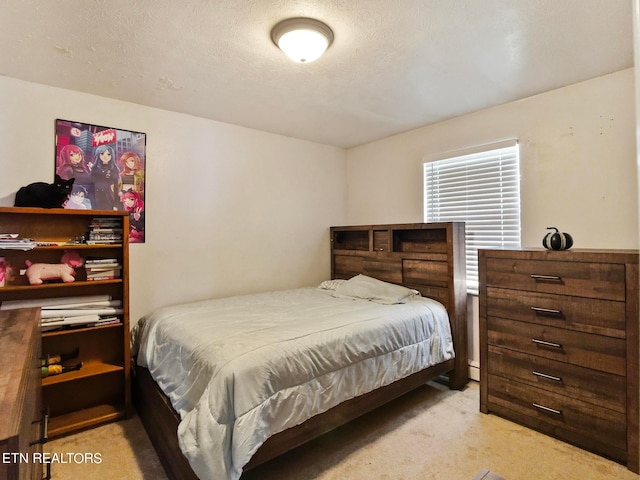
[24,250,84,285]
[60,250,84,268]
[25,261,76,285]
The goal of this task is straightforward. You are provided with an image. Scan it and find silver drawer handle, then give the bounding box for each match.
[532,371,562,382]
[530,274,562,281]
[30,408,49,446]
[532,403,562,415]
[531,306,563,317]
[532,338,563,349]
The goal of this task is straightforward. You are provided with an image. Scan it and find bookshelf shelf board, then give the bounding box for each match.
[32,244,123,250]
[47,404,125,439]
[42,322,123,338]
[42,361,123,387]
[0,279,123,292]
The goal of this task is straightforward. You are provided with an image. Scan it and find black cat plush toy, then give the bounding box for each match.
[14,175,75,208]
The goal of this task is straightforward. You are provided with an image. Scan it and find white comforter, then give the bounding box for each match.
[132,287,454,480]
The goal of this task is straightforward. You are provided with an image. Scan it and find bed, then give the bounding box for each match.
[131,222,467,480]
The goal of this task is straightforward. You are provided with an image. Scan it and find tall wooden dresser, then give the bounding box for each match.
[0,308,46,480]
[479,248,639,473]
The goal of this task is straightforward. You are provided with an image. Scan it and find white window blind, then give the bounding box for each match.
[424,141,521,293]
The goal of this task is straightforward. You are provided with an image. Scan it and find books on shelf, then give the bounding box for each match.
[85,257,122,281]
[86,237,122,245]
[87,272,122,281]
[84,258,120,265]
[91,316,121,327]
[87,217,123,244]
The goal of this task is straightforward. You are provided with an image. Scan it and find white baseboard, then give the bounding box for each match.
[468,363,480,382]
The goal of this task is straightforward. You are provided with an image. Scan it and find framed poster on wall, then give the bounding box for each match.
[55,119,147,243]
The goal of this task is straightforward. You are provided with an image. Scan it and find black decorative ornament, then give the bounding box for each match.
[542,227,573,251]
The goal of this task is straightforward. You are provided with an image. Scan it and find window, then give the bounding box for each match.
[424,140,521,293]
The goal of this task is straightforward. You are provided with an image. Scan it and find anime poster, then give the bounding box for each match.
[55,119,146,243]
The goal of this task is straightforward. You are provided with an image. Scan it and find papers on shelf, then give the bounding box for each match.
[41,314,101,326]
[0,294,123,331]
[40,314,122,331]
[40,307,123,318]
[0,234,36,250]
[35,241,76,247]
[37,299,121,310]
[0,294,112,311]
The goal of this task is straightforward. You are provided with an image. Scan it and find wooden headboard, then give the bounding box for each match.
[330,222,467,389]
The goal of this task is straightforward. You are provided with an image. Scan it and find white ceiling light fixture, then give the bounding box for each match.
[271,17,334,63]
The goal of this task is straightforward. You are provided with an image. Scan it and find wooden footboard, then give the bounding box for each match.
[245,358,455,469]
[133,358,456,479]
[132,364,199,480]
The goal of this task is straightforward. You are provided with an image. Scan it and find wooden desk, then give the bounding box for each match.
[0,307,45,480]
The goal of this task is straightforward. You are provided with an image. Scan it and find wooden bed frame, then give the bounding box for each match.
[132,222,467,479]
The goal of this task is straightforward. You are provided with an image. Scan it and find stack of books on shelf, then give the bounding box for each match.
[87,217,123,244]
[0,294,123,331]
[85,257,122,281]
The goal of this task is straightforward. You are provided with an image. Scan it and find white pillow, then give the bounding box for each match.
[318,279,347,291]
[332,274,420,304]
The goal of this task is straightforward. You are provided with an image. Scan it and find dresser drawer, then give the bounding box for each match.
[487,375,627,462]
[487,317,626,375]
[487,345,626,413]
[484,258,625,301]
[486,287,626,338]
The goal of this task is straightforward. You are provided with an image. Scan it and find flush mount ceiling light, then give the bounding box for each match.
[271,17,334,63]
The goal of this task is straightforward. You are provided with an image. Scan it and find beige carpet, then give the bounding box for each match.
[45,381,638,480]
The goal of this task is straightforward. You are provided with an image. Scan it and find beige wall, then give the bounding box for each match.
[0,76,348,323]
[346,69,637,248]
[346,68,639,378]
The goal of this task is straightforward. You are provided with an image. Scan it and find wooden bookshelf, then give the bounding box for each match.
[0,207,131,438]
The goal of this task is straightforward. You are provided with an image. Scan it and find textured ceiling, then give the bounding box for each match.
[0,0,633,148]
